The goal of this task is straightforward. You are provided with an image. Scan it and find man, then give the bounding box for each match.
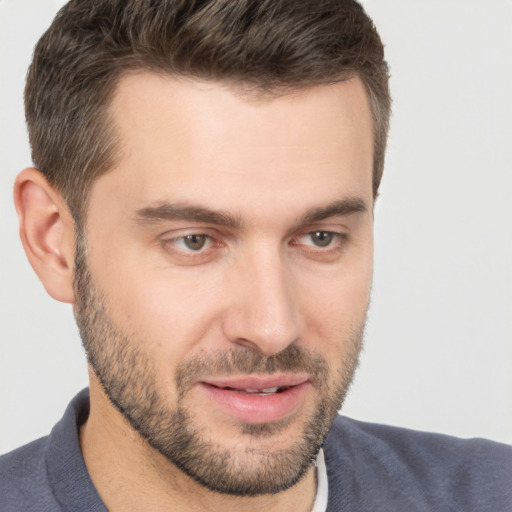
[0,1,510,511]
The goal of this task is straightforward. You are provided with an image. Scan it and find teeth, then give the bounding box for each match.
[244,387,279,393]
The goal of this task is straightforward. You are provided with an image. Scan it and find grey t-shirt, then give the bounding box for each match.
[1,389,511,511]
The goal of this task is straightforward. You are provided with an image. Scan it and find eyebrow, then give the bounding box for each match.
[133,197,368,229]
[134,203,243,228]
[300,197,368,224]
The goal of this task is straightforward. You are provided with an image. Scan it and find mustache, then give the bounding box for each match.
[175,343,329,394]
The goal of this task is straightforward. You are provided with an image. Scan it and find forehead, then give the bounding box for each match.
[109,72,372,154]
[92,72,374,221]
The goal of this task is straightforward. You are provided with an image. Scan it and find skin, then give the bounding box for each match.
[14,73,374,511]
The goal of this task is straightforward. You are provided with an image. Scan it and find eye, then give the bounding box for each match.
[168,233,213,253]
[181,234,209,251]
[290,230,348,259]
[308,231,335,247]
[159,231,224,265]
[299,231,342,248]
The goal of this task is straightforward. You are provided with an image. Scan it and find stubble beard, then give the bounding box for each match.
[73,232,366,496]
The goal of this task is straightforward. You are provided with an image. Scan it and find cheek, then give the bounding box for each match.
[298,253,372,346]
[93,258,227,362]
[304,281,369,334]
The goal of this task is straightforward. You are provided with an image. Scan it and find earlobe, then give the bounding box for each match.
[14,168,76,303]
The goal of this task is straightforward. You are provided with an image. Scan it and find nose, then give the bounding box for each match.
[222,248,300,356]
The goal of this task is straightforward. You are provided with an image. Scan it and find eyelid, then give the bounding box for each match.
[293,230,346,245]
[287,229,349,266]
[294,221,348,236]
[158,228,221,257]
[157,225,348,265]
[172,234,214,252]
[159,225,215,240]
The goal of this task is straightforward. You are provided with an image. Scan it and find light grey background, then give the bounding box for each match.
[1,0,511,454]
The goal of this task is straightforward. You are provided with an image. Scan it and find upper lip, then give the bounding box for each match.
[200,374,310,390]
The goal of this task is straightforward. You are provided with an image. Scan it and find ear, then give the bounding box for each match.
[14,168,76,303]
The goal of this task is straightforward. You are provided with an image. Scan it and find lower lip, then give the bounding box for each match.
[198,382,311,424]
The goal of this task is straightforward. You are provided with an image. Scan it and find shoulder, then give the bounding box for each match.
[0,436,60,511]
[323,415,512,512]
[326,414,512,466]
[0,389,97,512]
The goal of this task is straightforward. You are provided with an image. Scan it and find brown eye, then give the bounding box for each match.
[310,231,334,247]
[183,234,208,251]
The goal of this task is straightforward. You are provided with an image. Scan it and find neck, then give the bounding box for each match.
[80,376,317,512]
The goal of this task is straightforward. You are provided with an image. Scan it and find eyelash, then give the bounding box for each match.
[290,231,347,250]
[162,229,347,258]
[161,233,220,260]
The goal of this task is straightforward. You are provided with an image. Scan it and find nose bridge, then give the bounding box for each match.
[223,241,300,355]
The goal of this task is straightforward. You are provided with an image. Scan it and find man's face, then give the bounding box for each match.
[74,74,374,495]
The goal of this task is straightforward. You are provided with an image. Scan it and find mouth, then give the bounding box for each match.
[197,375,311,424]
[207,385,291,395]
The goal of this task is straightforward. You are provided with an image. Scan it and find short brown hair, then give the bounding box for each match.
[25,0,390,220]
